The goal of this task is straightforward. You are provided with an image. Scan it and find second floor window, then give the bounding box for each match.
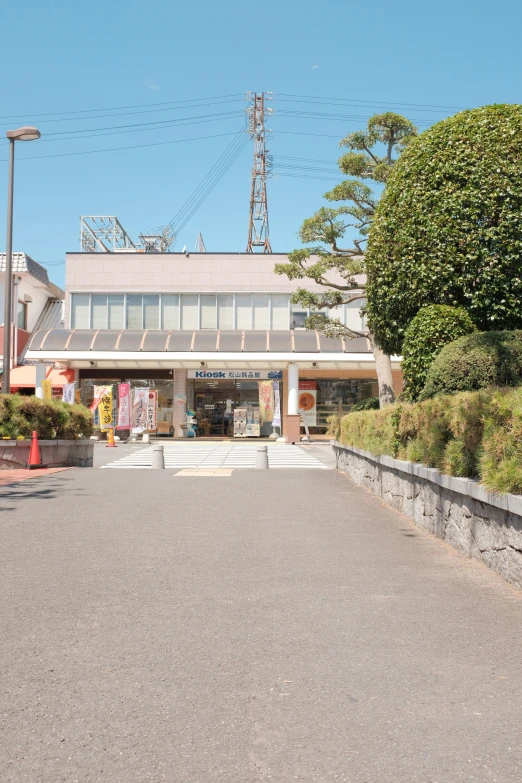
[69,292,366,332]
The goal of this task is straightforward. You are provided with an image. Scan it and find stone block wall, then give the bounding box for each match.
[333,442,522,590]
[0,439,94,469]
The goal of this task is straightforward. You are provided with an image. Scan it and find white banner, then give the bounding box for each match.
[132,388,148,432]
[147,390,158,431]
[272,381,281,427]
[62,383,75,404]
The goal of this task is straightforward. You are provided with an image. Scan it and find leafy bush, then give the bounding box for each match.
[326,414,342,440]
[401,305,476,401]
[0,394,93,439]
[350,397,380,412]
[421,330,522,399]
[338,387,522,493]
[365,104,522,355]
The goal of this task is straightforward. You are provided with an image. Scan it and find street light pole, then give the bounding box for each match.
[2,127,41,394]
[3,141,15,394]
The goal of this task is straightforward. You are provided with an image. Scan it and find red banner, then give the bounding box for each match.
[116,383,130,430]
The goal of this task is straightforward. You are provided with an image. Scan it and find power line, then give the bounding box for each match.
[4,110,244,140]
[274,155,338,165]
[276,93,467,111]
[0,93,245,122]
[161,130,250,238]
[0,98,244,127]
[0,130,244,163]
[277,109,433,127]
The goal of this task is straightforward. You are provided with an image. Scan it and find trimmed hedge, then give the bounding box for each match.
[365,104,522,356]
[401,305,476,401]
[421,330,522,399]
[337,388,522,493]
[0,395,93,440]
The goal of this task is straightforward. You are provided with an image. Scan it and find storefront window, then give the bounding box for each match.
[193,379,277,437]
[80,377,174,435]
[310,378,378,432]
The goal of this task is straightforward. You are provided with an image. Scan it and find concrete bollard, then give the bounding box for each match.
[256,444,269,470]
[151,444,165,469]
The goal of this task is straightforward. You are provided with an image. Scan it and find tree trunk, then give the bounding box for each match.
[368,335,395,407]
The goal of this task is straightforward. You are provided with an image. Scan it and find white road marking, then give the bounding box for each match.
[101,443,329,470]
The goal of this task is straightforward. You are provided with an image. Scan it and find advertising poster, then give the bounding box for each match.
[41,379,52,402]
[298,380,317,427]
[147,390,158,431]
[117,383,130,430]
[258,381,274,423]
[132,388,148,432]
[98,388,113,431]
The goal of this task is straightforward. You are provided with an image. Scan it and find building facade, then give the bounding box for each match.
[0,253,65,390]
[26,251,402,439]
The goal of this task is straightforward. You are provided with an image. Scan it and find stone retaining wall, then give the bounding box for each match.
[333,441,522,589]
[0,439,94,469]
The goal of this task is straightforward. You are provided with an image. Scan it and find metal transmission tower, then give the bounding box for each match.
[246,92,273,253]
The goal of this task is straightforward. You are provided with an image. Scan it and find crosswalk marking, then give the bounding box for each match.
[101,443,329,470]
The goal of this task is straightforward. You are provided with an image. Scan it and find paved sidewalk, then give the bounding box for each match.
[1,466,522,782]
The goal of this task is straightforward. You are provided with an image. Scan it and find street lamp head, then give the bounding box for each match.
[6,126,41,141]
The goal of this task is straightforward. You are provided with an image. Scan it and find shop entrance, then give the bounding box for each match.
[194,379,274,437]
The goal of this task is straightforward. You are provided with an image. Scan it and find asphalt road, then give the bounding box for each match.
[1,462,522,782]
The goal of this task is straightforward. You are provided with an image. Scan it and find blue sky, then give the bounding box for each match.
[1,0,521,289]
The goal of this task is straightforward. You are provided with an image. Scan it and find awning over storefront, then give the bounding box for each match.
[25,329,400,371]
[9,364,75,390]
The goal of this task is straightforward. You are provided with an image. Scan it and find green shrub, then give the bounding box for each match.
[326,414,342,440]
[0,394,93,439]
[421,330,522,399]
[366,104,522,356]
[350,397,380,412]
[338,387,522,492]
[401,305,476,401]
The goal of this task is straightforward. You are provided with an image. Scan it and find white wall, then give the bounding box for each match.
[0,274,53,332]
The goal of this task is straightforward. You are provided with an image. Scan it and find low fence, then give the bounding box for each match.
[333,441,522,590]
[0,439,94,469]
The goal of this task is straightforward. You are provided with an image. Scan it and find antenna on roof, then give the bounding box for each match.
[195,232,206,253]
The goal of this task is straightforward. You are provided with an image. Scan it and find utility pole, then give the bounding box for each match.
[246,92,273,253]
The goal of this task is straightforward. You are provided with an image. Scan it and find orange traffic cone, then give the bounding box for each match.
[106,428,117,448]
[28,430,43,469]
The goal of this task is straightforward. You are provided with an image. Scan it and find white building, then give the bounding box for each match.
[26,251,402,439]
[0,253,64,391]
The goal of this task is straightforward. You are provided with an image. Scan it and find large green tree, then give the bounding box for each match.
[275,113,417,406]
[365,104,522,356]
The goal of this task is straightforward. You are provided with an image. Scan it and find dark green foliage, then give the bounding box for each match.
[0,395,93,439]
[421,330,522,399]
[366,104,522,355]
[401,305,477,401]
[339,388,522,493]
[350,397,380,412]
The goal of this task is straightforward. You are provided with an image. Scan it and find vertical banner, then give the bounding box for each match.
[272,381,281,427]
[116,383,130,430]
[298,381,317,427]
[62,383,75,404]
[90,385,109,412]
[132,388,148,432]
[147,390,158,431]
[98,388,113,431]
[41,379,52,402]
[258,381,275,423]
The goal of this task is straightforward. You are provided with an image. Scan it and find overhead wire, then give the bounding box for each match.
[161,129,250,237]
[276,93,467,111]
[0,130,244,163]
[0,93,245,122]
